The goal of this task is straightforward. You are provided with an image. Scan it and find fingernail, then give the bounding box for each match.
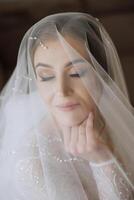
[89,112,93,119]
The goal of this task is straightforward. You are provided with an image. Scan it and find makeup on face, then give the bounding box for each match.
[33,37,98,126]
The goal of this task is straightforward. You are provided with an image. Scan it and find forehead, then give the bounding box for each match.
[33,36,90,68]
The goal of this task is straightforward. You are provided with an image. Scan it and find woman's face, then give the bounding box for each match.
[33,36,98,127]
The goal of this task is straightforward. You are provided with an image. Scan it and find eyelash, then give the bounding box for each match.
[40,76,55,81]
[39,71,86,82]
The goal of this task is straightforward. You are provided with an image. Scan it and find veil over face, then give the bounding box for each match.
[0,12,134,200]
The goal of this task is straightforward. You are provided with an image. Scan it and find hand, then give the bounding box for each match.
[61,112,113,163]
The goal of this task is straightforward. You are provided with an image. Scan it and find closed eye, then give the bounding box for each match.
[70,73,80,77]
[69,70,87,78]
[39,76,55,81]
[38,69,87,82]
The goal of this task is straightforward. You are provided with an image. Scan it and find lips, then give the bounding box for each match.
[55,102,80,111]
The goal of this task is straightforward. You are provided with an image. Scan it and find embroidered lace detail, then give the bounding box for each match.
[90,159,134,199]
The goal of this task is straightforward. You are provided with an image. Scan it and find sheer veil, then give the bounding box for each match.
[0,12,134,199]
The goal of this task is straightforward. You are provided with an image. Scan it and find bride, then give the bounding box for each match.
[0,12,134,199]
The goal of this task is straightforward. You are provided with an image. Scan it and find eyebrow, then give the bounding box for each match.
[35,59,85,69]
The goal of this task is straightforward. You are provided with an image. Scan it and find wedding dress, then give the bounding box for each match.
[0,12,134,199]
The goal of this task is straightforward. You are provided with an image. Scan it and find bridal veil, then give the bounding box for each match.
[0,12,134,199]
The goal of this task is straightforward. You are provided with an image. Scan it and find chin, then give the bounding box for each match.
[56,114,89,127]
[52,106,90,127]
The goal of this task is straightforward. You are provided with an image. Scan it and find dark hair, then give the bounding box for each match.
[86,22,108,73]
[55,14,108,73]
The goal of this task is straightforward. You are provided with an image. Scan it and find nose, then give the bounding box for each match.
[55,76,73,96]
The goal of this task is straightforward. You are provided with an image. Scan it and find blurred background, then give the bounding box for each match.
[0,0,134,105]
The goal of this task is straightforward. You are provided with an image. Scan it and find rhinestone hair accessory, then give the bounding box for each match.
[29,36,48,50]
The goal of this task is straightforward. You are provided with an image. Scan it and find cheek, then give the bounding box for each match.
[36,82,53,106]
[75,82,95,109]
[76,78,102,108]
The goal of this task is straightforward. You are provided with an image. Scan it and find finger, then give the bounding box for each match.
[86,112,97,150]
[62,126,71,152]
[70,126,78,154]
[77,123,86,153]
[86,112,95,137]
